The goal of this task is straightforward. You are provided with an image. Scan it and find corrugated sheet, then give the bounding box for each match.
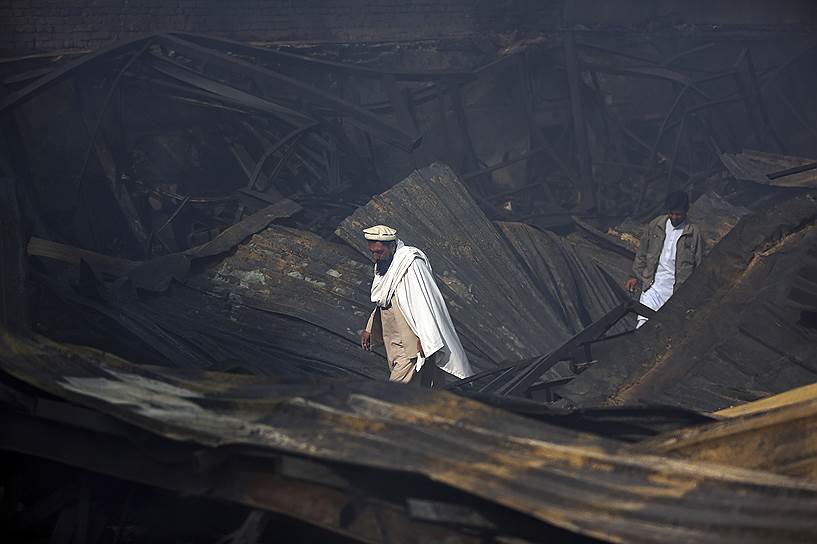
[3,329,817,544]
[496,221,631,334]
[639,392,817,484]
[337,163,585,366]
[36,164,634,381]
[183,225,386,378]
[557,192,817,411]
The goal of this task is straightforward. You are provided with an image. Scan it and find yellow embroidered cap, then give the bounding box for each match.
[363,225,397,241]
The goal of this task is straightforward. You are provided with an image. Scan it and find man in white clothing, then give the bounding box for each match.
[359,225,474,386]
[625,192,704,328]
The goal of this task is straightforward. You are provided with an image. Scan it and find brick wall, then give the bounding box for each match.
[2,0,813,54]
[0,0,495,53]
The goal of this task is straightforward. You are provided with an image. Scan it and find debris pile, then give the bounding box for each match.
[3,330,817,544]
[557,192,817,411]
[2,29,817,543]
[3,32,817,260]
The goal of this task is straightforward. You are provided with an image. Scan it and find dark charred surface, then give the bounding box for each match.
[2,4,817,542]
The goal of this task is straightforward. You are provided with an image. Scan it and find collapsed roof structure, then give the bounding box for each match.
[557,192,817,411]
[3,329,817,544]
[2,16,817,544]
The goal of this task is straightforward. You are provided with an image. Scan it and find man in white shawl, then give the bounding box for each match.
[360,225,474,387]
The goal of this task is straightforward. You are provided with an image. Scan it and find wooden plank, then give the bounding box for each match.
[27,237,139,276]
[714,382,817,418]
[184,198,302,259]
[642,394,817,483]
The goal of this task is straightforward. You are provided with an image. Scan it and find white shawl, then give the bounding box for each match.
[370,240,473,378]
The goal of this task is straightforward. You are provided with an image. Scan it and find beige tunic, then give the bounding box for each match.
[367,293,442,387]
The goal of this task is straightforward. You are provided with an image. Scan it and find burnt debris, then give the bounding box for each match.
[2,21,817,544]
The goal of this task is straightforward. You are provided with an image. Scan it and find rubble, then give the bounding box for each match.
[2,24,817,544]
[337,163,628,368]
[4,329,817,544]
[556,193,817,411]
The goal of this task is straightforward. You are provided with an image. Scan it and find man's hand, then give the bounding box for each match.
[361,330,372,352]
[624,277,639,293]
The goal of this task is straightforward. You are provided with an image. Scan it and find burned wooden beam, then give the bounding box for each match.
[27,237,139,276]
[640,390,817,483]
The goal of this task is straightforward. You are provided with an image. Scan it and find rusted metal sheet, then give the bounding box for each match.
[3,329,817,544]
[114,189,640,381]
[496,221,629,334]
[42,224,384,379]
[557,192,817,412]
[133,283,382,379]
[0,396,485,543]
[336,163,574,367]
[181,224,385,378]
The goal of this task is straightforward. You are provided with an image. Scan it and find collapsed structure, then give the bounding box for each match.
[2,21,817,544]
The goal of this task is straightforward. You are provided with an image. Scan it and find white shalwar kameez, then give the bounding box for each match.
[370,240,474,379]
[637,219,685,329]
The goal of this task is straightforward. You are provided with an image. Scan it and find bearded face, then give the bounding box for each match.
[375,258,392,275]
[368,241,396,275]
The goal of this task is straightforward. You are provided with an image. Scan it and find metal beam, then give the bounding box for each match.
[156,34,420,150]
